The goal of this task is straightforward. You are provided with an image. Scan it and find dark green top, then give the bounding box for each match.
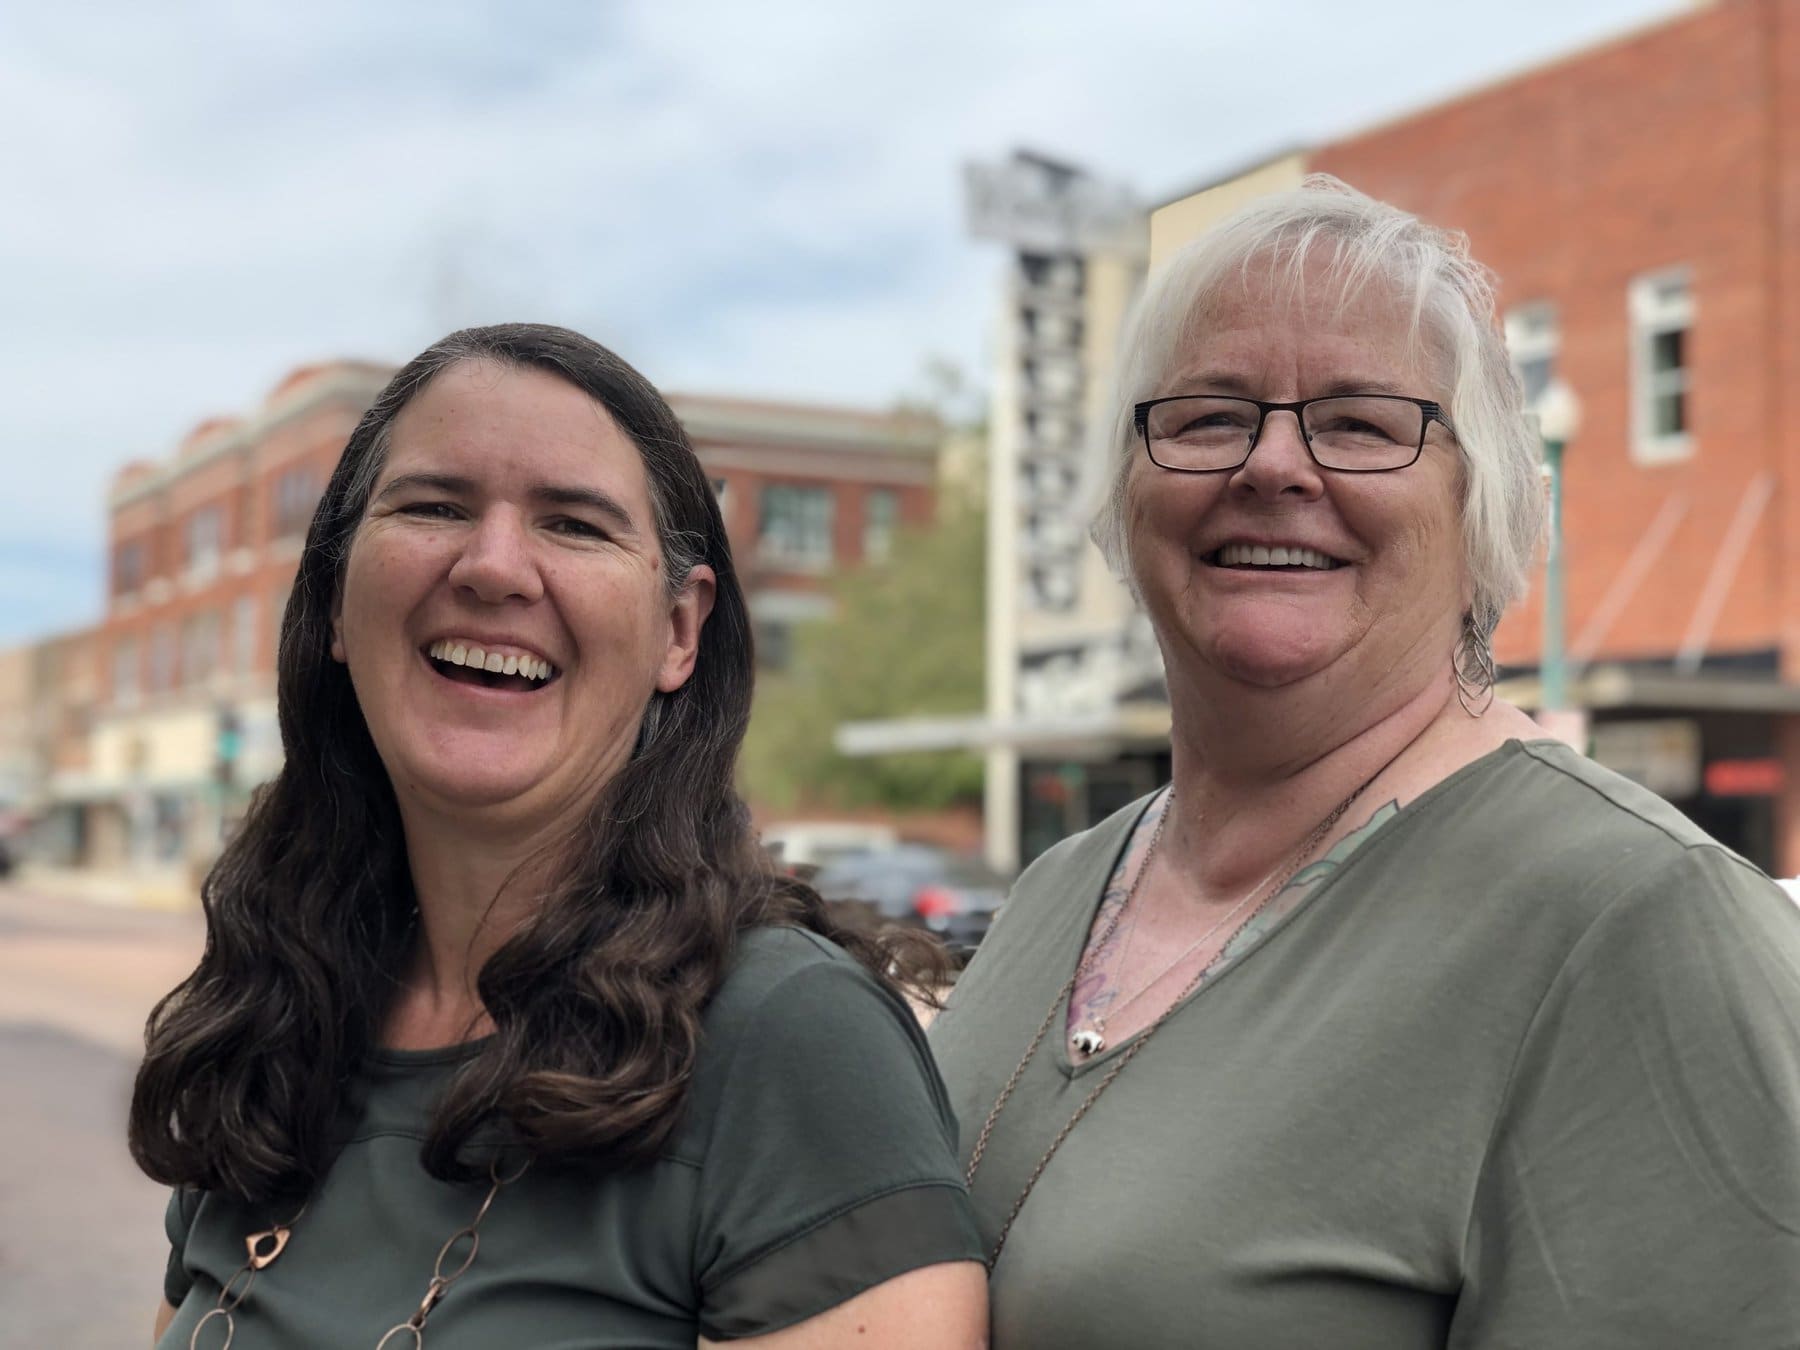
[931,740,1800,1348]
[161,926,983,1348]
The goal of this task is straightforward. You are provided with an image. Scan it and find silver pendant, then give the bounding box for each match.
[1071,1026,1106,1056]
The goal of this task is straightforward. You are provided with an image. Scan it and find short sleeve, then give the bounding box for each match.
[692,957,984,1341]
[162,1188,202,1308]
[1452,847,1800,1347]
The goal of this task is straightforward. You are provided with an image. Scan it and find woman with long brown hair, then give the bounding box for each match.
[134,324,986,1348]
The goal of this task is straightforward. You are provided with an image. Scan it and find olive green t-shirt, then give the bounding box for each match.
[161,926,983,1348]
[930,740,1800,1348]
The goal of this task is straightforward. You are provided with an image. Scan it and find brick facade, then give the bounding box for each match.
[1312,0,1800,673]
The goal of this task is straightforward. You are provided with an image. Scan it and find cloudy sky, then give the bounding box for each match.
[2,0,1687,645]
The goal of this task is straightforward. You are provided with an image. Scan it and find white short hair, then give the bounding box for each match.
[1090,175,1544,637]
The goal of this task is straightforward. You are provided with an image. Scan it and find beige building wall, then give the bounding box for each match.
[1147,152,1311,267]
[0,644,34,806]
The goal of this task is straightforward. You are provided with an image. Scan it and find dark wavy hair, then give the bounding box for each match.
[130,323,941,1202]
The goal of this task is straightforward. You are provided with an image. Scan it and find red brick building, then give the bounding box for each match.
[1302,0,1800,868]
[64,365,939,876]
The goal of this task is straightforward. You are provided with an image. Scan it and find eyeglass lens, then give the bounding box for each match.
[1143,396,1424,471]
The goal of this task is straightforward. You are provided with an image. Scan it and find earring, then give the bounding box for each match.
[1455,611,1496,717]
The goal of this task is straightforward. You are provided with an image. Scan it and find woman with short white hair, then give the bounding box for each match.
[931,177,1800,1347]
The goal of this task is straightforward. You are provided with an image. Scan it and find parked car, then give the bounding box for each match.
[810,844,1010,959]
[760,821,898,880]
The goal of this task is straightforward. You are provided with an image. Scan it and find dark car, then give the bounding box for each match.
[811,844,1009,959]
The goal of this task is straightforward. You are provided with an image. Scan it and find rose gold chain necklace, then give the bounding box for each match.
[964,771,1382,1271]
[189,1156,527,1349]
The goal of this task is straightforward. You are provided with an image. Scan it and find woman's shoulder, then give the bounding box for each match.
[1420,737,1793,945]
[714,923,862,999]
[672,924,949,1165]
[694,925,922,1077]
[1502,738,1749,853]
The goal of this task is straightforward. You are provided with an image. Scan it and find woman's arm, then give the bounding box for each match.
[700,1261,987,1349]
[152,1298,177,1344]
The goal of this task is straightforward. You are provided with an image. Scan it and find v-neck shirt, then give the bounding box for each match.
[930,739,1800,1347]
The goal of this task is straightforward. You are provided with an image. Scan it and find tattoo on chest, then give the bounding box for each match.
[1067,799,1402,1032]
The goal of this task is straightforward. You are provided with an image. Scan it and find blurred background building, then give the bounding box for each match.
[6,0,1798,891]
[0,365,945,902]
[850,0,1800,875]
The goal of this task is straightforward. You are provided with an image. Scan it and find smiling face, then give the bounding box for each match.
[330,359,714,837]
[1125,264,1469,700]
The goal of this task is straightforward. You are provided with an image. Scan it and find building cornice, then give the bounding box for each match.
[670,394,941,458]
[110,365,393,509]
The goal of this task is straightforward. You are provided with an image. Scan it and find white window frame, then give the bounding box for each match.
[273,467,318,539]
[113,638,140,709]
[181,610,219,688]
[150,623,178,694]
[233,594,258,676]
[863,488,899,563]
[1504,302,1559,412]
[758,484,835,569]
[1629,268,1694,465]
[186,505,224,582]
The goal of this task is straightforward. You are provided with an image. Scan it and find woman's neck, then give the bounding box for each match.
[384,803,571,1049]
[1158,662,1486,901]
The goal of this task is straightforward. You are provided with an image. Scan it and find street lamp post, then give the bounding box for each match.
[1534,379,1582,712]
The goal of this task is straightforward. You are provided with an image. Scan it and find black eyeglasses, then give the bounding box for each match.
[1133,394,1455,474]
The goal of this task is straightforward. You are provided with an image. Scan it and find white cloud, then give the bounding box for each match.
[0,0,1687,644]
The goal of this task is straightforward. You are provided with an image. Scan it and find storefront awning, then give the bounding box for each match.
[836,701,1173,758]
[1500,664,1800,714]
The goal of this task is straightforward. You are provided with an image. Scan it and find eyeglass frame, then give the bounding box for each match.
[1132,393,1457,474]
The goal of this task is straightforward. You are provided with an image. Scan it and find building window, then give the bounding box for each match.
[113,541,147,597]
[1630,269,1693,463]
[150,623,178,693]
[863,489,899,563]
[185,506,223,579]
[754,619,794,671]
[233,594,258,676]
[272,466,319,539]
[181,611,219,687]
[1504,302,1559,410]
[759,485,834,567]
[113,638,140,708]
[270,584,292,657]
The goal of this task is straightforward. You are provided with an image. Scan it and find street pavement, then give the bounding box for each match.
[0,882,203,1348]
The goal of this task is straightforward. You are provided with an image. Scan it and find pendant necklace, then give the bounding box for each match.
[189,1154,527,1349]
[1068,831,1294,1058]
[965,763,1389,1271]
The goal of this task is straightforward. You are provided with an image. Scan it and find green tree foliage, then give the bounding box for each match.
[740,500,985,813]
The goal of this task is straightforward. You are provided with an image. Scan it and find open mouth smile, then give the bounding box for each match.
[422,639,562,692]
[1205,543,1345,571]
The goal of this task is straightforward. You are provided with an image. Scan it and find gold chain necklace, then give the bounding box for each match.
[964,773,1380,1271]
[1069,810,1296,1057]
[189,1156,527,1349]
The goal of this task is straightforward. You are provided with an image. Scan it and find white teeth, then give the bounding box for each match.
[1217,544,1339,570]
[426,641,556,681]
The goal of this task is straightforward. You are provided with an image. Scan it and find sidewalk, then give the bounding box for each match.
[14,860,200,912]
